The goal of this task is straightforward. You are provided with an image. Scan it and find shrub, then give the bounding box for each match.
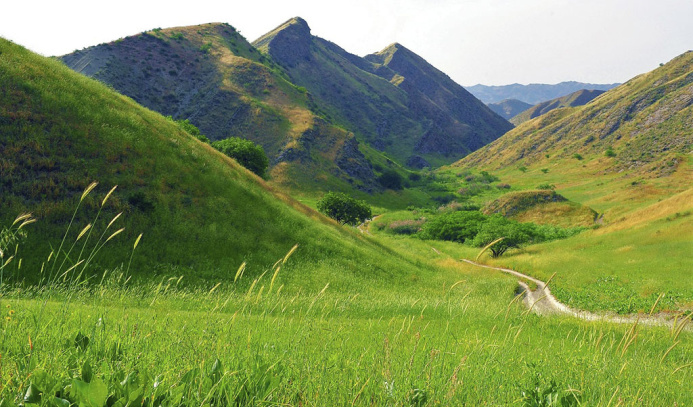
[471,215,533,257]
[496,183,511,189]
[605,148,616,157]
[408,172,421,181]
[518,166,528,173]
[573,153,583,160]
[540,168,549,174]
[168,117,210,143]
[378,169,404,190]
[388,219,424,235]
[419,211,487,243]
[537,183,555,190]
[212,137,269,177]
[317,192,372,226]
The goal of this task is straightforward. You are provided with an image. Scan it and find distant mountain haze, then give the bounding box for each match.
[510,89,605,125]
[487,99,533,120]
[467,81,619,105]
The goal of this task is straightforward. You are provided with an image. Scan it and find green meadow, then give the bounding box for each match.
[1,32,692,406]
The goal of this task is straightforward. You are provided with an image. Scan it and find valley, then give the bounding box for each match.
[0,14,691,406]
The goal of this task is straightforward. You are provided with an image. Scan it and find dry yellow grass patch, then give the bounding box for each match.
[596,188,693,234]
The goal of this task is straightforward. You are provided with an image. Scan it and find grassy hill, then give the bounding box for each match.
[487,98,533,120]
[60,23,379,194]
[510,89,605,125]
[0,37,435,287]
[450,51,693,313]
[254,18,511,168]
[1,38,691,406]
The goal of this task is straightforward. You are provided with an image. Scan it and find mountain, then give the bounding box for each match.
[487,99,533,120]
[467,81,620,105]
[253,18,512,168]
[0,38,427,284]
[60,23,378,193]
[510,89,605,125]
[458,51,693,178]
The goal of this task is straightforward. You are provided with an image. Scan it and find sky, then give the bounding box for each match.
[2,0,692,86]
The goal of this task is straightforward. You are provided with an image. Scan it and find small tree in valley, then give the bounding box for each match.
[317,192,372,226]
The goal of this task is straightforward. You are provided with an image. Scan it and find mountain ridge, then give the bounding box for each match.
[467,81,620,104]
[510,89,606,125]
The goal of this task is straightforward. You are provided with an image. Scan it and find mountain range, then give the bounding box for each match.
[458,52,693,179]
[60,18,512,194]
[509,89,605,125]
[467,81,620,105]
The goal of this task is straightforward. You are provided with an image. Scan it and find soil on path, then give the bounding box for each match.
[461,259,691,331]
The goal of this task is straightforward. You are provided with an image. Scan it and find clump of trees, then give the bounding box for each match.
[418,210,583,257]
[212,137,269,177]
[317,192,372,226]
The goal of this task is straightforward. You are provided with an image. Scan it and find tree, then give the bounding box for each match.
[212,137,269,177]
[317,192,372,226]
[419,211,487,243]
[377,169,404,190]
[471,215,532,257]
[168,117,210,143]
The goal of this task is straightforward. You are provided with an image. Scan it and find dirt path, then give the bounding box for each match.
[461,259,691,331]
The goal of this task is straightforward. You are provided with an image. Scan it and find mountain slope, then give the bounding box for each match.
[510,89,605,125]
[487,99,533,120]
[0,38,428,285]
[60,23,378,193]
[459,51,693,178]
[467,81,619,104]
[253,18,511,167]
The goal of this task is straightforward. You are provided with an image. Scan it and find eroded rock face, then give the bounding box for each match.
[336,136,379,193]
[261,18,313,69]
[406,155,430,169]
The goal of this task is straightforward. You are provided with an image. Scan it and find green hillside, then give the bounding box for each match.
[449,51,693,312]
[60,23,379,194]
[0,38,431,287]
[510,88,605,125]
[254,18,511,168]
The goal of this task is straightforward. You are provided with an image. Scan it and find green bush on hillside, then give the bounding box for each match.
[378,169,404,190]
[212,137,269,177]
[168,117,210,143]
[317,192,372,226]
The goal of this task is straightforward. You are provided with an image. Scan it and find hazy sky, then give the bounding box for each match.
[2,0,691,86]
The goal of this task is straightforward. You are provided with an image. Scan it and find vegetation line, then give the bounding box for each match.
[460,259,690,330]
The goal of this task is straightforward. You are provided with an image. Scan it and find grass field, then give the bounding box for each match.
[1,233,691,406]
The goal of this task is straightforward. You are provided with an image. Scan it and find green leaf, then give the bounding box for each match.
[23,383,42,404]
[71,378,108,407]
[74,332,90,351]
[82,360,93,383]
[50,397,70,407]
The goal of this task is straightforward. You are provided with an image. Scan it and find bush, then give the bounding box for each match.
[378,169,404,190]
[387,219,424,235]
[317,192,372,226]
[419,211,487,243]
[605,148,616,157]
[573,153,583,160]
[169,117,210,143]
[212,137,269,177]
[471,215,533,257]
[537,183,555,190]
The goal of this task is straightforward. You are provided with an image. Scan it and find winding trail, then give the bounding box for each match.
[461,259,691,331]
